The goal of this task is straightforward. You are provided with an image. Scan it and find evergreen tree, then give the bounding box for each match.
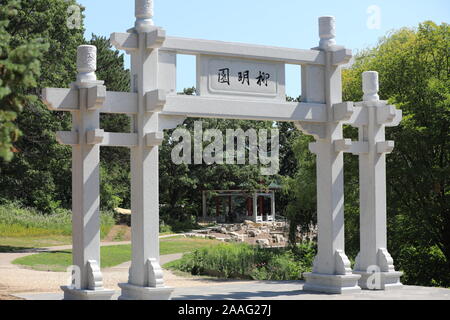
[88,35,131,211]
[0,0,48,161]
[0,0,84,212]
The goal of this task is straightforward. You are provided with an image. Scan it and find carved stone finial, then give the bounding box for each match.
[77,45,97,83]
[318,16,336,49]
[363,71,380,102]
[135,0,154,31]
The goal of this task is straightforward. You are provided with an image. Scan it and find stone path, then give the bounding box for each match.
[13,282,450,300]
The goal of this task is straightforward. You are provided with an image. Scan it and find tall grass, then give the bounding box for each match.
[167,242,316,281]
[0,202,114,238]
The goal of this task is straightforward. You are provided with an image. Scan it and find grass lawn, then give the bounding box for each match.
[0,203,115,251]
[0,235,73,252]
[12,237,220,272]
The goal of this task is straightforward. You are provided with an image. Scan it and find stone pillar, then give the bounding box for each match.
[252,193,258,223]
[353,72,403,289]
[202,191,207,219]
[215,197,220,217]
[300,17,361,294]
[119,0,174,300]
[61,45,115,300]
[271,191,276,221]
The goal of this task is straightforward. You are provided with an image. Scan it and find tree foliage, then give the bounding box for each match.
[0,0,84,213]
[287,21,450,286]
[159,88,277,223]
[88,35,131,211]
[0,0,48,161]
[343,21,450,286]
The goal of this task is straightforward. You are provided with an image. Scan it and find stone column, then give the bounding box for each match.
[253,193,258,223]
[300,17,361,294]
[61,45,115,300]
[353,72,403,289]
[118,0,174,300]
[271,191,276,221]
[202,191,207,220]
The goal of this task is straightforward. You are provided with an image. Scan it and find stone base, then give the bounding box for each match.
[118,283,174,300]
[61,286,115,300]
[353,271,403,290]
[302,272,362,294]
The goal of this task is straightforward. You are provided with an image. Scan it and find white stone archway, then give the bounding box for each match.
[42,0,403,300]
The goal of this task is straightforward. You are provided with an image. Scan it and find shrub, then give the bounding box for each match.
[168,242,316,280]
[396,245,450,288]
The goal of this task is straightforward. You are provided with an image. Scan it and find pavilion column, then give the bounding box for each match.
[253,193,258,223]
[246,197,252,218]
[271,191,276,221]
[202,191,207,219]
[118,0,174,300]
[299,16,361,293]
[352,72,403,289]
[216,197,221,217]
[61,46,115,300]
[259,196,264,220]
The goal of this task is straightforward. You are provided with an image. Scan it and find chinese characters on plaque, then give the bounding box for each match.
[198,56,284,100]
[219,68,270,87]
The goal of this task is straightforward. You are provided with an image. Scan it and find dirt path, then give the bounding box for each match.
[0,238,245,297]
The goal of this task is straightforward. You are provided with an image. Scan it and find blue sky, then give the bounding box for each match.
[78,0,450,97]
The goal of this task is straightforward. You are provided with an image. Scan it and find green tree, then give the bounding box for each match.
[88,35,131,211]
[159,88,275,223]
[0,0,48,161]
[286,21,450,287]
[282,133,316,245]
[0,0,83,212]
[343,21,450,286]
[0,1,133,213]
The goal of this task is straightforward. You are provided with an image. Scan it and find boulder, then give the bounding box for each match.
[228,232,241,238]
[213,227,228,234]
[247,229,260,237]
[272,234,286,243]
[256,239,270,247]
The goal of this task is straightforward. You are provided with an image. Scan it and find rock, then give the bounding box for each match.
[256,239,270,247]
[213,226,227,234]
[228,232,241,238]
[247,229,260,237]
[272,234,286,243]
